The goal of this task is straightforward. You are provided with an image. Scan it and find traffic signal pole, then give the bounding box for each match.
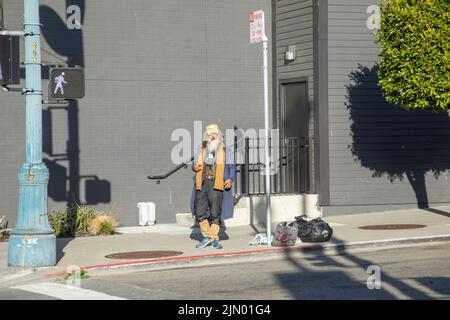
[8,0,56,268]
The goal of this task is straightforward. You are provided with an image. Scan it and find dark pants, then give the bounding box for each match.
[194,179,223,225]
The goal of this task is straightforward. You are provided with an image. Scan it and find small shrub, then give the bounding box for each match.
[63,269,90,281]
[48,203,118,237]
[70,203,102,235]
[88,215,118,236]
[48,208,74,237]
[0,215,9,241]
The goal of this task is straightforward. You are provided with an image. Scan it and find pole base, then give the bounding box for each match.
[7,233,56,268]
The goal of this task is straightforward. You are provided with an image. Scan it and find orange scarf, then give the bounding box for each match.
[195,142,225,191]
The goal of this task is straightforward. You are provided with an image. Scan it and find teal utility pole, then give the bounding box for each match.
[7,0,56,268]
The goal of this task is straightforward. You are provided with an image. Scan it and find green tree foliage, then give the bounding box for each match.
[377,0,450,111]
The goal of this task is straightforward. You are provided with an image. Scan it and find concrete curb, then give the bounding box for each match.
[45,234,450,278]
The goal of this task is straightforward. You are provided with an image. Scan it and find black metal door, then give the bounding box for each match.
[279,81,310,193]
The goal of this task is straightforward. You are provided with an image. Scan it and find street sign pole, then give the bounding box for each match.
[262,38,272,246]
[249,10,272,246]
[8,0,56,268]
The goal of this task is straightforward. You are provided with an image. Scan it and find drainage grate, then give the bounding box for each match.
[105,251,183,259]
[358,224,426,230]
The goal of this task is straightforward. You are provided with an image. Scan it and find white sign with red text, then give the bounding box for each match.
[249,10,267,44]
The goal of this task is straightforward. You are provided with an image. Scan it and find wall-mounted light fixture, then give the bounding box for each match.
[285,45,297,62]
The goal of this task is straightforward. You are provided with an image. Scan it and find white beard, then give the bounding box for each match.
[207,137,220,153]
[204,136,222,165]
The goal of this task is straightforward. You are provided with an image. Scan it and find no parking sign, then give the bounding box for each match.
[249,10,267,44]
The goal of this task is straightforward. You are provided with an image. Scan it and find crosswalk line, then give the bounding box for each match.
[12,282,127,300]
[0,271,33,284]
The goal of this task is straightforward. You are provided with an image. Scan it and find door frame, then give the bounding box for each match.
[278,77,311,194]
[278,77,309,139]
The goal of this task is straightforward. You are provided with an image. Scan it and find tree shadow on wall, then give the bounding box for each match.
[346,64,450,216]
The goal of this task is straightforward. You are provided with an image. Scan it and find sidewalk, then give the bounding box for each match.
[1,206,450,280]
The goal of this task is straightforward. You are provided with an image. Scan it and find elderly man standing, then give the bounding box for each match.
[190,124,236,249]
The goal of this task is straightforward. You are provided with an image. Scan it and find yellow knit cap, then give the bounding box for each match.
[206,124,219,136]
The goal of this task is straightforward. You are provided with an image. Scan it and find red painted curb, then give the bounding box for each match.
[46,244,323,278]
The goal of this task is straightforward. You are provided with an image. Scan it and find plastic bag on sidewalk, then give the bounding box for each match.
[249,233,273,246]
[272,221,298,247]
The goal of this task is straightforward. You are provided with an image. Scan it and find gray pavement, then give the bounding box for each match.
[1,206,450,284]
[0,288,56,300]
[90,242,450,300]
[1,242,449,300]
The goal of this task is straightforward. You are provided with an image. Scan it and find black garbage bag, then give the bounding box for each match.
[294,216,333,243]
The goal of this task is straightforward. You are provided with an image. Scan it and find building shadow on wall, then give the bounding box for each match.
[346,64,450,217]
[39,1,111,261]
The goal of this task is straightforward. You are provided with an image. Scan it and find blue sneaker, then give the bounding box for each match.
[210,240,223,249]
[196,236,211,248]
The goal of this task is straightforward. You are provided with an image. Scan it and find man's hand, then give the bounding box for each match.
[194,164,203,172]
[224,179,232,190]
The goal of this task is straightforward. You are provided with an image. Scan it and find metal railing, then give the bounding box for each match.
[234,137,311,196]
[147,157,193,184]
[148,136,311,199]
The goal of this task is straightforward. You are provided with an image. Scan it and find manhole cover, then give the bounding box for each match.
[105,251,183,259]
[358,224,426,230]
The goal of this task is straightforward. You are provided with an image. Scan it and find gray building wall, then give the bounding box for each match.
[273,0,316,189]
[0,0,272,226]
[324,0,450,215]
[274,0,314,92]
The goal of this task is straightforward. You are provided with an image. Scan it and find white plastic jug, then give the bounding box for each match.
[137,202,156,226]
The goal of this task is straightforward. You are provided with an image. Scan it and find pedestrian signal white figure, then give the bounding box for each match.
[54,72,68,95]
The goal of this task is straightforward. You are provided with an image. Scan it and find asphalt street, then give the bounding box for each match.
[1,242,450,300]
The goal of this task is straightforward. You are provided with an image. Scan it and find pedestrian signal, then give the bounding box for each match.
[49,67,85,100]
[0,35,20,85]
